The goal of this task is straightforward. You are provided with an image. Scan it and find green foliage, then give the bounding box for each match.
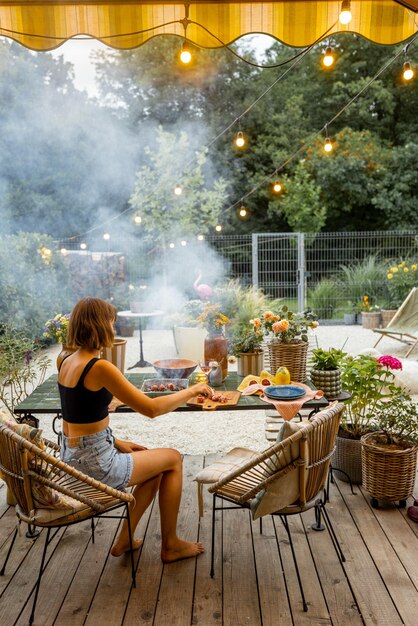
[310,347,346,371]
[0,232,72,337]
[228,324,264,356]
[385,260,418,308]
[214,280,271,328]
[369,391,418,446]
[338,255,388,308]
[0,325,50,413]
[340,355,399,438]
[308,278,339,319]
[128,127,227,239]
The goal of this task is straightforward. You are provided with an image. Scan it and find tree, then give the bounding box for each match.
[128,127,227,240]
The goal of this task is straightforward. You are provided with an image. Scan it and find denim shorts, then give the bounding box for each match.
[61,427,133,491]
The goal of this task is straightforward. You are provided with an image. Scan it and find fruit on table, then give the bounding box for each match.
[274,367,291,385]
[259,370,275,385]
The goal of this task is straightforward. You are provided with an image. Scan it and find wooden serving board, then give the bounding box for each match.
[187,390,241,411]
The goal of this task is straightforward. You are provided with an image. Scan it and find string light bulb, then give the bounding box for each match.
[197,234,204,241]
[239,206,247,218]
[181,240,187,246]
[322,46,335,68]
[80,243,87,250]
[403,61,415,81]
[235,131,245,149]
[272,181,283,194]
[103,233,110,240]
[169,242,175,248]
[324,137,333,153]
[60,248,67,256]
[179,41,192,65]
[215,224,222,232]
[134,214,142,224]
[174,184,183,196]
[339,1,352,25]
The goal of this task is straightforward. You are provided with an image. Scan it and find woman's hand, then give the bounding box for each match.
[190,382,213,398]
[115,438,147,454]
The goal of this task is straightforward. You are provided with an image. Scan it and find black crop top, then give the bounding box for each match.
[58,357,113,424]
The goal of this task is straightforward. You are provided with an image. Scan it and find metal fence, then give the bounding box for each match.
[62,230,418,319]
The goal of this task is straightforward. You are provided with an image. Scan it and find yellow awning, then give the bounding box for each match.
[0,1,416,52]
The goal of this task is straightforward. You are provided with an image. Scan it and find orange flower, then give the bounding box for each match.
[250,317,262,329]
[263,311,275,321]
[272,319,289,334]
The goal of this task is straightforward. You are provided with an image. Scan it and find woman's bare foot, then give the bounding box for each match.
[111,537,143,557]
[161,538,204,563]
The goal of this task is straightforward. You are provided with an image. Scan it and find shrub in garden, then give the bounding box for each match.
[308,278,339,319]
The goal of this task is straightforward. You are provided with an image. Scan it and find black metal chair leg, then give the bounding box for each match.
[0,526,19,576]
[29,528,51,626]
[210,493,216,578]
[320,503,346,563]
[91,518,95,544]
[281,516,308,612]
[311,499,325,531]
[125,504,136,588]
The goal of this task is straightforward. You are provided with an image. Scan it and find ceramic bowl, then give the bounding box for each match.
[153,358,198,379]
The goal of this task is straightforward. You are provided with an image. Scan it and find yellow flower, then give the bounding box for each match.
[387,273,393,279]
[399,262,405,267]
[263,311,275,321]
[412,264,417,271]
[390,266,397,272]
[393,267,398,273]
[404,267,409,273]
[311,320,319,328]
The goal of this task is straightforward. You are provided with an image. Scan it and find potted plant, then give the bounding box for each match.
[343,302,357,326]
[333,354,402,484]
[360,294,381,329]
[361,390,418,508]
[228,320,264,377]
[261,305,318,382]
[309,346,346,398]
[197,303,231,380]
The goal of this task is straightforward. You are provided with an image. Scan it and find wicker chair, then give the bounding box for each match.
[0,423,135,626]
[196,402,345,612]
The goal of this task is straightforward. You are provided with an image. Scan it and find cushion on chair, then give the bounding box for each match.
[194,447,259,484]
[15,500,88,524]
[0,407,45,449]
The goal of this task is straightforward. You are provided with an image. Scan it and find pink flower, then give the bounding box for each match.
[377,355,402,370]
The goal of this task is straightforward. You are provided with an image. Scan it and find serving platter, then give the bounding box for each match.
[264,385,306,401]
[187,390,241,411]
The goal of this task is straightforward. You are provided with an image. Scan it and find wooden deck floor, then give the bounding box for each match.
[0,455,417,626]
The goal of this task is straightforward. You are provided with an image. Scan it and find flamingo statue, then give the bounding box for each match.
[193,271,213,301]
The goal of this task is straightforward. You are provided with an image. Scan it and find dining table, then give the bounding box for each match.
[13,372,337,435]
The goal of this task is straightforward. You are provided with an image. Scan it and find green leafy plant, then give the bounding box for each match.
[0,325,51,413]
[338,256,388,307]
[340,354,400,438]
[308,278,339,319]
[385,260,417,308]
[228,322,264,356]
[310,347,346,371]
[369,391,418,447]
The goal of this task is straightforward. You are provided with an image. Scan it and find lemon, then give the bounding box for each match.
[274,367,291,385]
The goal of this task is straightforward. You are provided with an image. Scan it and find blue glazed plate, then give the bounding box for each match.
[264,385,306,400]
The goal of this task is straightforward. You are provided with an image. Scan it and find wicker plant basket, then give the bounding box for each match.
[361,311,381,329]
[381,309,398,328]
[361,432,417,502]
[267,341,308,383]
[332,433,363,484]
[310,368,342,398]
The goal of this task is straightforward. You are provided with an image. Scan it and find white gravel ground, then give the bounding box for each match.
[36,324,418,454]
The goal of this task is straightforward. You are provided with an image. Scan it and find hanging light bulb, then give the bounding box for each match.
[80,243,87,250]
[197,234,204,241]
[239,206,247,218]
[179,41,192,65]
[60,247,68,256]
[103,233,110,240]
[324,137,333,153]
[215,224,222,232]
[235,131,245,149]
[134,214,142,224]
[403,61,415,81]
[322,46,335,68]
[169,242,175,248]
[339,1,352,25]
[272,181,283,194]
[181,240,187,246]
[174,184,183,196]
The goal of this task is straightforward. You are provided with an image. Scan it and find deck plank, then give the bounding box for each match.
[331,479,404,625]
[192,454,222,626]
[153,455,203,626]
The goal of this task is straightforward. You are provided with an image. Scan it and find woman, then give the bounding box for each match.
[58,297,212,562]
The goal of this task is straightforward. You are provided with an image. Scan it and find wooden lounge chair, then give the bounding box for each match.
[194,402,345,612]
[0,419,135,626]
[373,287,418,357]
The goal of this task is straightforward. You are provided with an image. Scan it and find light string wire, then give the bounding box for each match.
[56,21,338,243]
[218,32,418,218]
